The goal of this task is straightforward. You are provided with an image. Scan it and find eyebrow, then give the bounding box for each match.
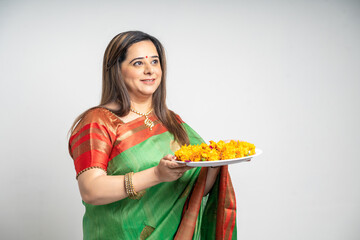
[129,55,159,64]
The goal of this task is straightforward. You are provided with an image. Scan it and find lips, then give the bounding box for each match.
[141,78,155,83]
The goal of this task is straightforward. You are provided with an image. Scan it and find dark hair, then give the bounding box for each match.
[70,31,189,145]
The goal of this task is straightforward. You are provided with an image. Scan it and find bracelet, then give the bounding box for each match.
[124,172,145,200]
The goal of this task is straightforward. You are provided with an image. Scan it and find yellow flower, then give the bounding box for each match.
[175,140,256,162]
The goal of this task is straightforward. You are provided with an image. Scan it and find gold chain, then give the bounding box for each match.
[130,107,154,130]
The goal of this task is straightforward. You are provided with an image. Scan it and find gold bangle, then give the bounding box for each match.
[124,172,145,200]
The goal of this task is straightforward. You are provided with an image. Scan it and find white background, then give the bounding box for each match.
[1,0,359,239]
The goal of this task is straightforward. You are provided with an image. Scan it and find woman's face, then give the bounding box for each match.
[120,40,162,101]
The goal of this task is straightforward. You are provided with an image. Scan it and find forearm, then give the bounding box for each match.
[203,167,220,196]
[78,167,161,205]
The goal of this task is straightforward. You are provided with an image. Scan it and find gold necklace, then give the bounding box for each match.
[130,107,154,130]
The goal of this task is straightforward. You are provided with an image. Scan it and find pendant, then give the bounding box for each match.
[144,116,154,130]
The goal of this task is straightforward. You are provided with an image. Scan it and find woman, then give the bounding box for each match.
[69,31,237,239]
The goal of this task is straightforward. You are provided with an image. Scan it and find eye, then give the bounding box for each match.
[151,59,159,64]
[133,61,143,66]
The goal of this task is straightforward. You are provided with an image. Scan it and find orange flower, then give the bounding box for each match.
[175,140,256,162]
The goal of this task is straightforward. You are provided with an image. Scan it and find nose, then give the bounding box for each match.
[144,62,154,75]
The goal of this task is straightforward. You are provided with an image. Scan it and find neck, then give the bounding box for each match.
[130,97,153,113]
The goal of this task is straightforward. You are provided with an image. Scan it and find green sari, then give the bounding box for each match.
[69,108,237,239]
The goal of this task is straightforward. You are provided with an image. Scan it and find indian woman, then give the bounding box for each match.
[68,31,237,239]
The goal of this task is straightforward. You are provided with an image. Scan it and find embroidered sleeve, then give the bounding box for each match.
[69,108,118,178]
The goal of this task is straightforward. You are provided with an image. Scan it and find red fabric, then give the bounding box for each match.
[109,118,167,159]
[69,109,118,176]
[175,166,237,240]
[74,150,109,174]
[69,108,170,177]
[216,166,237,239]
[216,167,227,239]
[174,168,208,240]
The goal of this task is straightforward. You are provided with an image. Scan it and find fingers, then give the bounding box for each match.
[184,166,194,171]
[161,154,185,169]
[167,163,184,169]
[163,154,176,161]
[160,154,194,178]
[176,166,194,176]
[168,161,193,170]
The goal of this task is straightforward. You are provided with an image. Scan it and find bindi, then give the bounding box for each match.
[145,56,148,58]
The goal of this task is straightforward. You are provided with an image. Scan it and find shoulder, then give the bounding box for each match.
[168,109,185,124]
[171,112,204,145]
[82,107,117,122]
[72,107,122,137]
[175,114,185,124]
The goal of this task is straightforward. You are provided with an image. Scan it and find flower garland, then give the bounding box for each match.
[175,140,256,162]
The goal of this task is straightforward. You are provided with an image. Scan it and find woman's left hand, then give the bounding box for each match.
[154,154,193,182]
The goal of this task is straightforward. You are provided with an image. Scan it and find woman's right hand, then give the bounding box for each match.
[154,154,193,182]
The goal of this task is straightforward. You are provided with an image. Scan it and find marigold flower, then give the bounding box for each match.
[175,140,256,162]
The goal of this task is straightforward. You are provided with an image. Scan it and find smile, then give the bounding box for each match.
[141,79,155,83]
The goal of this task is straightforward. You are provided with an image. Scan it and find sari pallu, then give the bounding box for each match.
[69,108,237,239]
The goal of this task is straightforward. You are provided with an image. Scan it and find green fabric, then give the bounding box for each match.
[82,123,206,239]
[192,195,209,239]
[200,176,220,238]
